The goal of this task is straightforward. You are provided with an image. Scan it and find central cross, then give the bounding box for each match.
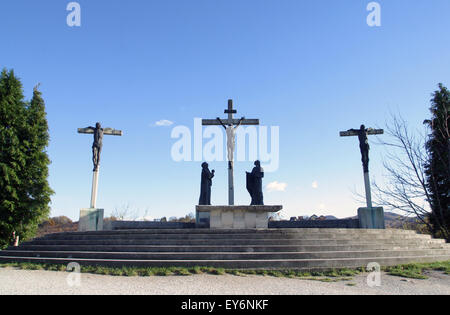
[202,99,259,205]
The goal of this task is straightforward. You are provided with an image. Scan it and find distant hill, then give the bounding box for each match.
[36,216,77,238]
[345,212,421,229]
[383,212,418,228]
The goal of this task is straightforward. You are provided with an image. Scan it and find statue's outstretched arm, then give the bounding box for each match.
[216,118,226,130]
[235,117,245,129]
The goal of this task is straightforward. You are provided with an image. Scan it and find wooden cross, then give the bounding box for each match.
[201,100,259,126]
[202,99,260,205]
[78,128,123,136]
[78,123,123,209]
[339,129,383,137]
[340,125,383,209]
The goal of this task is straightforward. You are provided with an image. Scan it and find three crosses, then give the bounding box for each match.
[77,101,383,211]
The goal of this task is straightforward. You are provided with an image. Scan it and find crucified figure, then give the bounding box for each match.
[90,122,104,171]
[349,125,371,173]
[217,116,245,162]
[78,123,123,172]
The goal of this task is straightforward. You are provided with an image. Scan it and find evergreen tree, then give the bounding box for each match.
[424,83,450,240]
[0,69,53,248]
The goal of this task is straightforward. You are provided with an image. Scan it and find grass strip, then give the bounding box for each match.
[0,260,449,281]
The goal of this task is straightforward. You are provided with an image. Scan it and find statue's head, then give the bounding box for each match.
[96,122,101,129]
[254,160,261,167]
[360,124,365,131]
[201,162,208,169]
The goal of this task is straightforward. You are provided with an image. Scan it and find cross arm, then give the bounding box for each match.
[202,119,259,126]
[339,129,384,137]
[77,127,123,136]
[77,127,95,134]
[103,128,123,136]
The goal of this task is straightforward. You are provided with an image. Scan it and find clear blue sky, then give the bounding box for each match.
[1,0,449,220]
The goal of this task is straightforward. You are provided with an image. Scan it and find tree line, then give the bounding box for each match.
[0,69,52,248]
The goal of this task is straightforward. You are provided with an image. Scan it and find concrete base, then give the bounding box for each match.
[79,208,104,232]
[196,205,282,229]
[358,207,385,229]
[196,210,211,228]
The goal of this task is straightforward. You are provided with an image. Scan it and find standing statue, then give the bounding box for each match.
[217,117,245,162]
[199,162,215,205]
[246,160,264,205]
[349,125,370,173]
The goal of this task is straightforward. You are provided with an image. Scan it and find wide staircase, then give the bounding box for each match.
[0,229,449,270]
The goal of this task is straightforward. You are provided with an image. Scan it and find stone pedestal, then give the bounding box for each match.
[79,208,104,232]
[358,207,385,229]
[196,205,282,229]
[196,210,211,228]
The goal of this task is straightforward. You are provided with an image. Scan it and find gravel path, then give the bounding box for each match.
[0,267,449,295]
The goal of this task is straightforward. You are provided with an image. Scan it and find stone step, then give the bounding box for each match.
[44,228,418,236]
[11,243,449,253]
[2,249,449,261]
[3,228,447,270]
[25,238,445,246]
[0,255,449,269]
[39,233,433,241]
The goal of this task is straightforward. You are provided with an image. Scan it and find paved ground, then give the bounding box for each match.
[0,267,449,295]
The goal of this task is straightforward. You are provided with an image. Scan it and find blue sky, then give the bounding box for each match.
[1,0,449,220]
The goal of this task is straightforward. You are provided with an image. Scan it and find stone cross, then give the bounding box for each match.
[340,125,383,208]
[78,123,123,209]
[202,100,259,205]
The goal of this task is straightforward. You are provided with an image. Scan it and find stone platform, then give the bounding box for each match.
[196,205,282,229]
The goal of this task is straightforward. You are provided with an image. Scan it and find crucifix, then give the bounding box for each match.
[202,100,259,205]
[78,122,123,209]
[340,125,383,209]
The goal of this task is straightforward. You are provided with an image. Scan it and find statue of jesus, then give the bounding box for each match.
[217,117,245,162]
[83,122,104,171]
[348,125,371,173]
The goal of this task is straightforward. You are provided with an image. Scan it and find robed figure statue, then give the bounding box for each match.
[199,162,215,205]
[246,160,264,205]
